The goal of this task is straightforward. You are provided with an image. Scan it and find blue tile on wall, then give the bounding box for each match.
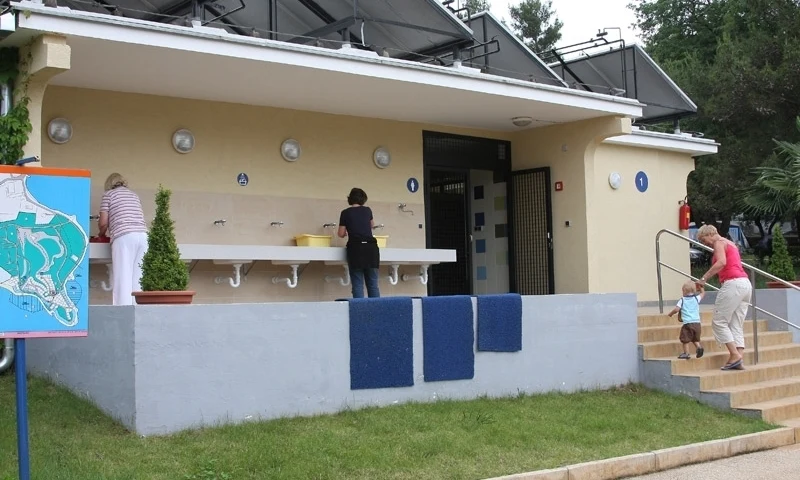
[476,266,487,281]
[473,185,484,200]
[475,239,486,254]
[475,212,485,227]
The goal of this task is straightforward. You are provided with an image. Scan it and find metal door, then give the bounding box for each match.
[509,167,554,294]
[426,168,471,295]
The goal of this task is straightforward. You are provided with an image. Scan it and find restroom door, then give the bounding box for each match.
[509,167,554,295]
[426,168,471,296]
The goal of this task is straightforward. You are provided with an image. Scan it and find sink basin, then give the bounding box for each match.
[294,234,332,247]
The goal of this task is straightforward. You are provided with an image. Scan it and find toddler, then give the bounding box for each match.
[668,280,705,359]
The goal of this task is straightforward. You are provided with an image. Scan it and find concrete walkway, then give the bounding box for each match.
[630,444,800,479]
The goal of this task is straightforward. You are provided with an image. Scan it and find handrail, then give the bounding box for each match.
[656,228,800,366]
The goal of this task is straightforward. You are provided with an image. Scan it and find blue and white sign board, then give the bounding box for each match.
[0,166,90,339]
[237,173,249,186]
[407,177,419,193]
[635,171,649,193]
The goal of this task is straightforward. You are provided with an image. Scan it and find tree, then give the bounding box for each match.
[629,0,800,236]
[743,117,800,229]
[509,0,563,53]
[139,185,189,292]
[464,0,490,15]
[768,226,796,282]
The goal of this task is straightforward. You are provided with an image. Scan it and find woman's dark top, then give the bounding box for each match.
[339,206,379,269]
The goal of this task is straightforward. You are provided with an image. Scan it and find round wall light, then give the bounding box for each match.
[373,147,391,169]
[281,138,301,162]
[47,117,72,144]
[172,128,195,154]
[608,172,622,190]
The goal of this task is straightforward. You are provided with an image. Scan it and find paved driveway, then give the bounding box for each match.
[631,444,800,480]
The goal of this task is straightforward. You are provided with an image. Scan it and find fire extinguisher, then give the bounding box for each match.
[678,197,691,230]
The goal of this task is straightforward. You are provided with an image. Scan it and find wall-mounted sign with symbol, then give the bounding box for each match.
[407,177,419,193]
[237,173,249,187]
[635,171,649,193]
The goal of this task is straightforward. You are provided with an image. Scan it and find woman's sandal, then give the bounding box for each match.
[721,359,744,371]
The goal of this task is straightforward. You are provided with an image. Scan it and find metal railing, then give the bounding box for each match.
[656,229,800,365]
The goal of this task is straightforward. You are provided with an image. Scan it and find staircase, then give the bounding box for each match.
[638,309,800,436]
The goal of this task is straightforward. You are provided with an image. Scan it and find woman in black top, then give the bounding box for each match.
[337,188,380,298]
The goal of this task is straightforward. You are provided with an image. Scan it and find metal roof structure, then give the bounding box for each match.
[50,0,476,59]
[547,43,697,124]
[418,11,566,88]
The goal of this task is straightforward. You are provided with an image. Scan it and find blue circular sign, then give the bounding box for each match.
[635,171,649,193]
[407,177,419,193]
[237,173,249,186]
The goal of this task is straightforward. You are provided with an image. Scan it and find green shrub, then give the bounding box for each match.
[139,185,188,291]
[768,227,796,282]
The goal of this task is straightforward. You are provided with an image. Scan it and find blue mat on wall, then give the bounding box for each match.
[421,295,475,382]
[476,293,523,352]
[349,297,414,390]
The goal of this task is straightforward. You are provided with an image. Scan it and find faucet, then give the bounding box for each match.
[398,203,415,216]
[372,224,385,230]
[323,222,337,228]
[89,215,99,221]
[270,221,284,227]
[213,219,227,226]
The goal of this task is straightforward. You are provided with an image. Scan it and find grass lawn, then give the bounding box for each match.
[0,375,775,480]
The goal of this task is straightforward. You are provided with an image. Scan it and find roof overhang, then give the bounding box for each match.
[2,2,643,132]
[603,128,718,157]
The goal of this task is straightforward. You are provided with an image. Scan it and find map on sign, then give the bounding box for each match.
[0,166,90,338]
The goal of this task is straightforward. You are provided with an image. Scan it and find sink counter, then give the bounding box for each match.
[89,243,456,265]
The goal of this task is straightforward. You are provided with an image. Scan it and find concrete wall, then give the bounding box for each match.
[26,306,137,427]
[749,288,800,343]
[26,294,638,436]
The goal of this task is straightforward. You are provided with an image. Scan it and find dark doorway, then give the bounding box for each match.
[509,167,555,294]
[423,131,512,296]
[426,169,471,295]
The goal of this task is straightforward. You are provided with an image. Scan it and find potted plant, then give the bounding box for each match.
[766,226,799,288]
[133,185,195,304]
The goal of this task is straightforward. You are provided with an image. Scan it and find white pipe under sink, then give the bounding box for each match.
[214,263,243,288]
[386,264,400,285]
[401,265,430,285]
[324,264,350,286]
[273,264,300,288]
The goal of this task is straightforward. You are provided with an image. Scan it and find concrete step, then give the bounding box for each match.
[704,376,800,408]
[735,394,800,423]
[686,359,800,390]
[640,331,794,360]
[781,418,800,438]
[638,311,715,328]
[638,320,769,344]
[664,345,800,375]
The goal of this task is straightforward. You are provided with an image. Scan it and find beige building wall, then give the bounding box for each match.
[511,117,630,294]
[589,144,695,301]
[41,86,511,304]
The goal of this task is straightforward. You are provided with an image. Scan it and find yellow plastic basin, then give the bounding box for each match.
[294,234,332,247]
[375,235,388,248]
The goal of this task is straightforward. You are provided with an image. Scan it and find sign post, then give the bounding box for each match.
[1,160,91,479]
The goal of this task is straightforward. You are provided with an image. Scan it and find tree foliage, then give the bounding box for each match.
[768,226,796,282]
[139,185,189,292]
[463,0,491,15]
[743,118,800,219]
[629,0,800,232]
[509,0,563,53]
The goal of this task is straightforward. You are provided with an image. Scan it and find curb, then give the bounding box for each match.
[484,427,797,480]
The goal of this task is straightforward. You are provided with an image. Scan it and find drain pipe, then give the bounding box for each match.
[0,81,15,374]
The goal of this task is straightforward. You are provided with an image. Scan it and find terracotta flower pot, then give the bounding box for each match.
[132,291,196,305]
[766,281,800,289]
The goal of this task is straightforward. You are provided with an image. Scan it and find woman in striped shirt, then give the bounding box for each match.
[98,173,148,305]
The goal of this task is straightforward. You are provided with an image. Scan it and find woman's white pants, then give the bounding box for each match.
[111,232,148,306]
[712,277,752,348]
